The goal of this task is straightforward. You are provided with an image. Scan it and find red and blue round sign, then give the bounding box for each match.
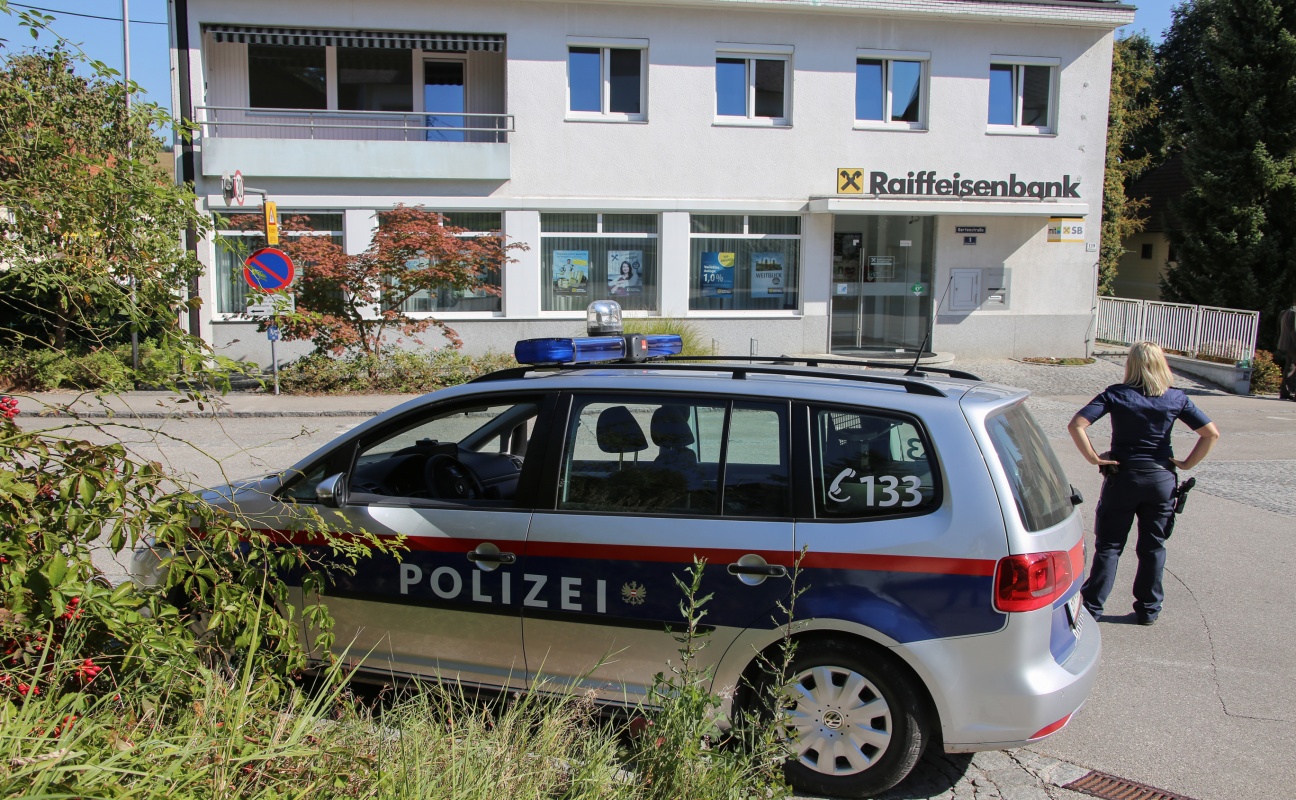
[243,247,295,292]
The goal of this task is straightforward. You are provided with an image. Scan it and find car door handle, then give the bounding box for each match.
[727,563,787,578]
[467,551,516,565]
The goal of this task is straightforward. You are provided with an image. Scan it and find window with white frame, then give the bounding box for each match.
[540,214,658,312]
[987,57,1059,133]
[689,215,800,311]
[214,212,343,314]
[567,38,647,121]
[855,51,927,129]
[389,212,504,314]
[715,45,791,125]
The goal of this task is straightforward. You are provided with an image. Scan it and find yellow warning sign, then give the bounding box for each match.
[837,168,865,194]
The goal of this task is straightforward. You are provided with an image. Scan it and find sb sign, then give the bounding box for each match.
[1047,218,1086,243]
[243,247,295,292]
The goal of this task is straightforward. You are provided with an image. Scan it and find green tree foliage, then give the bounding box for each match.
[1100,33,1159,295]
[1160,0,1296,347]
[0,40,210,351]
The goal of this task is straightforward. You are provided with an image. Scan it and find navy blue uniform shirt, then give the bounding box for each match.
[1077,384,1211,466]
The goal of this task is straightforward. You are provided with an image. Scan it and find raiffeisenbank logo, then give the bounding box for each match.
[836,168,1081,199]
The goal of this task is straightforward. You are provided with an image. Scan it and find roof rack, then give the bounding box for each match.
[471,356,982,397]
[662,355,983,381]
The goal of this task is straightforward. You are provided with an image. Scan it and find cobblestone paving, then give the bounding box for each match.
[953,356,1227,398]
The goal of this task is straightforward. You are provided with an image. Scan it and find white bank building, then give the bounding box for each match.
[171,0,1134,362]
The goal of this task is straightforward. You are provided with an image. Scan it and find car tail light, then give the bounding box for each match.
[994,551,1074,612]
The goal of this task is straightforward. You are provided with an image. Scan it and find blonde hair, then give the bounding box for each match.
[1124,341,1173,396]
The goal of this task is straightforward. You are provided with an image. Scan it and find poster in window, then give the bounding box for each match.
[751,252,785,296]
[700,251,735,296]
[607,251,644,297]
[552,250,590,295]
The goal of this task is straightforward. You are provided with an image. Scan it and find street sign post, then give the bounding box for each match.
[242,248,294,396]
[266,324,281,395]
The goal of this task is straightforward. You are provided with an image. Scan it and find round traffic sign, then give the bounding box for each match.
[243,247,295,292]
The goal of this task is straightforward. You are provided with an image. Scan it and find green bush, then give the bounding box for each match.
[279,349,518,395]
[1251,350,1283,395]
[0,341,260,392]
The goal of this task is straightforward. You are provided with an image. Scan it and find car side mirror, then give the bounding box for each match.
[316,473,349,508]
[1070,484,1084,506]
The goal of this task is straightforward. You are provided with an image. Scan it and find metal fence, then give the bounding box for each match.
[1096,296,1260,363]
[195,106,515,144]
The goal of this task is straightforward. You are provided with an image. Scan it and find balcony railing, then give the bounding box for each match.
[195,105,514,144]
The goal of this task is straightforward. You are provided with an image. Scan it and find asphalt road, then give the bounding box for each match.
[19,367,1296,800]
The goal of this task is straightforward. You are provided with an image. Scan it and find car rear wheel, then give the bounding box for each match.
[776,641,927,798]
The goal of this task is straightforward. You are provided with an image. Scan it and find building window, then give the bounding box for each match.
[248,44,326,109]
[541,213,658,312]
[715,47,791,125]
[1140,243,1154,260]
[392,212,504,314]
[337,47,413,112]
[214,212,343,314]
[988,58,1058,133]
[689,215,800,312]
[855,51,927,129]
[567,39,647,121]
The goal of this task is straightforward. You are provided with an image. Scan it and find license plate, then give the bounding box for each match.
[1066,592,1083,633]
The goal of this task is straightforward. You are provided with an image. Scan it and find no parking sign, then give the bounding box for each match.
[243,247,295,292]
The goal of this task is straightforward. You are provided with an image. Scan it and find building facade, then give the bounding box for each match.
[171,0,1134,362]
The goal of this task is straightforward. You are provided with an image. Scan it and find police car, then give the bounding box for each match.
[134,300,1098,797]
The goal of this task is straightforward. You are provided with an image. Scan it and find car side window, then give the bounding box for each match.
[349,400,540,506]
[281,463,329,502]
[813,407,939,518]
[558,396,789,517]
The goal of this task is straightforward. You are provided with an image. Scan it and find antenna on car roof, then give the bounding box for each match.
[906,273,955,378]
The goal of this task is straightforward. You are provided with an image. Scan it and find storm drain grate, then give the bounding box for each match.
[1065,771,1201,800]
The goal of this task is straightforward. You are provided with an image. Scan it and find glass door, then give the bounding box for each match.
[830,215,935,354]
[424,59,466,142]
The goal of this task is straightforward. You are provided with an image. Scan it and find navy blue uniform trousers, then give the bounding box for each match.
[1081,467,1176,620]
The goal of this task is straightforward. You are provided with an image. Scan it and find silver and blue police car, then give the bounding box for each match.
[134,301,1098,797]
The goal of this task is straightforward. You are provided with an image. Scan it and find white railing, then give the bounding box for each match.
[195,106,514,144]
[1096,296,1260,363]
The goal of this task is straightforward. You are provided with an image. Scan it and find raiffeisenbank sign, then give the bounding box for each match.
[837,168,1081,199]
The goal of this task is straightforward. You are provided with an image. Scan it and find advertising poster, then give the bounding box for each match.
[867,256,895,282]
[751,252,785,296]
[607,250,644,297]
[552,250,590,295]
[700,251,735,296]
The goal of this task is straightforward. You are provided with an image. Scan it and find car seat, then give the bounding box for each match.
[650,405,698,470]
[596,405,648,467]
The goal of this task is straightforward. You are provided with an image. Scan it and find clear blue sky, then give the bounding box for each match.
[0,0,1181,131]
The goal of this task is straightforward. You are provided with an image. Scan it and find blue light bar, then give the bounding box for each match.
[515,336,627,365]
[640,334,683,359]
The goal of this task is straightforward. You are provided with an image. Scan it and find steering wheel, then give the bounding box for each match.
[424,454,484,500]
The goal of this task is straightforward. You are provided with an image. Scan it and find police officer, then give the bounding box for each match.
[1068,342,1221,625]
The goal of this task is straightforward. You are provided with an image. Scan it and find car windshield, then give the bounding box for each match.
[985,403,1072,531]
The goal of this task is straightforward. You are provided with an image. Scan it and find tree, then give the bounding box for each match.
[0,39,210,352]
[1160,0,1296,348]
[1099,33,1160,295]
[269,205,523,365]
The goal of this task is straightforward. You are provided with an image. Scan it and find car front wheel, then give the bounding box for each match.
[777,641,928,798]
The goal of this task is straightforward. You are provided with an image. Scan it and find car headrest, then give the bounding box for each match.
[651,405,695,448]
[596,406,648,454]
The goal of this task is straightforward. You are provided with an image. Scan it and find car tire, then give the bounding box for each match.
[763,640,928,798]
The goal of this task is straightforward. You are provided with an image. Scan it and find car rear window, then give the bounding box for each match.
[985,404,1072,531]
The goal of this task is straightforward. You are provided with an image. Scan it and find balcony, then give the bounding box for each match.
[196,106,513,181]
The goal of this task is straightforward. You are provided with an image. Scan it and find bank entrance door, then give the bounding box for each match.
[830,215,935,354]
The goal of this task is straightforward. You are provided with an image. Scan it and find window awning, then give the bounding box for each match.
[203,25,504,52]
